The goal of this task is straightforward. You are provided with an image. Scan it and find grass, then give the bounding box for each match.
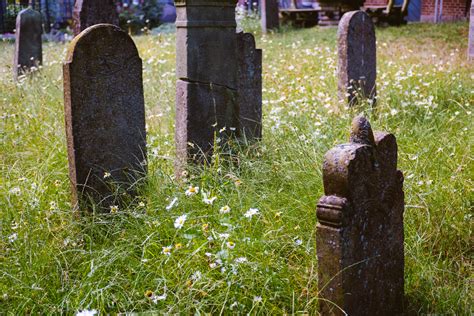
[1,18,473,314]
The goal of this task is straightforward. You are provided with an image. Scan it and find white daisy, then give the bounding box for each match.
[244,208,259,218]
[174,214,187,229]
[219,205,231,214]
[185,185,199,196]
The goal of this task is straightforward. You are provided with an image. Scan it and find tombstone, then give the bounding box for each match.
[237,32,263,140]
[316,116,404,315]
[468,1,474,61]
[13,8,42,80]
[261,0,280,33]
[337,11,376,106]
[63,24,146,212]
[73,0,119,36]
[175,0,239,172]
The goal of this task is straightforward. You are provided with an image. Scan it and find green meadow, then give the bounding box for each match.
[0,19,472,314]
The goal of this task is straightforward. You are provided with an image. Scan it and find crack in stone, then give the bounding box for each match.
[178,77,237,91]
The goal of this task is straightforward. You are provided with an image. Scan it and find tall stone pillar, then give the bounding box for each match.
[261,0,279,33]
[175,0,239,172]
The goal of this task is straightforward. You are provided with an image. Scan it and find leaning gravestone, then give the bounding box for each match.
[337,11,376,106]
[316,116,404,315]
[63,24,146,211]
[237,32,263,140]
[468,1,474,61]
[73,0,119,36]
[175,0,239,171]
[261,0,279,33]
[13,8,42,80]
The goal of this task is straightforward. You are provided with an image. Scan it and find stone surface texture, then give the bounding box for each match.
[261,0,279,33]
[63,24,146,211]
[237,32,262,140]
[469,1,474,61]
[73,0,119,36]
[337,11,376,106]
[13,8,42,80]
[175,0,239,170]
[316,116,404,315]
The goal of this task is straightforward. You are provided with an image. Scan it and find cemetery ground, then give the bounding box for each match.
[0,20,472,314]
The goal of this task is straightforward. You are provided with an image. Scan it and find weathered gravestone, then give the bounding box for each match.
[316,116,404,315]
[63,24,146,211]
[237,32,262,140]
[468,1,474,61]
[261,0,279,33]
[13,8,42,80]
[338,11,376,106]
[73,0,119,36]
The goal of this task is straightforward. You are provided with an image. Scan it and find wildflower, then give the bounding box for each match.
[174,214,187,229]
[218,233,230,240]
[103,172,111,179]
[9,187,21,196]
[226,241,236,249]
[234,179,242,187]
[76,310,98,316]
[145,290,154,298]
[153,293,167,303]
[191,271,202,281]
[274,212,282,219]
[165,197,178,210]
[244,208,259,218]
[253,296,263,303]
[203,195,217,205]
[235,257,248,264]
[8,233,18,243]
[138,201,145,208]
[202,223,210,233]
[219,205,231,214]
[175,243,183,249]
[295,239,303,246]
[219,126,226,133]
[110,205,119,213]
[54,180,61,187]
[162,246,172,256]
[145,290,167,304]
[185,185,199,196]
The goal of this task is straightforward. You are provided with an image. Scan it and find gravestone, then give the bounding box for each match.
[63,24,146,211]
[237,32,262,140]
[73,0,119,36]
[337,11,376,106]
[175,0,239,171]
[13,8,42,80]
[316,116,404,315]
[468,1,474,61]
[261,0,279,33]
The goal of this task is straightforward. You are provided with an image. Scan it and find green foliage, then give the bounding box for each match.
[0,19,472,314]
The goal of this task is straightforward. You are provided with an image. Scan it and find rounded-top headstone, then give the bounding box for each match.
[63,24,146,211]
[73,0,119,36]
[13,8,42,80]
[337,11,376,106]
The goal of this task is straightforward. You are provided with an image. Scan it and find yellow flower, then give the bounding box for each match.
[226,241,236,249]
[144,290,154,298]
[175,243,183,249]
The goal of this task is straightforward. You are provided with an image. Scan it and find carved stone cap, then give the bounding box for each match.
[175,0,237,6]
